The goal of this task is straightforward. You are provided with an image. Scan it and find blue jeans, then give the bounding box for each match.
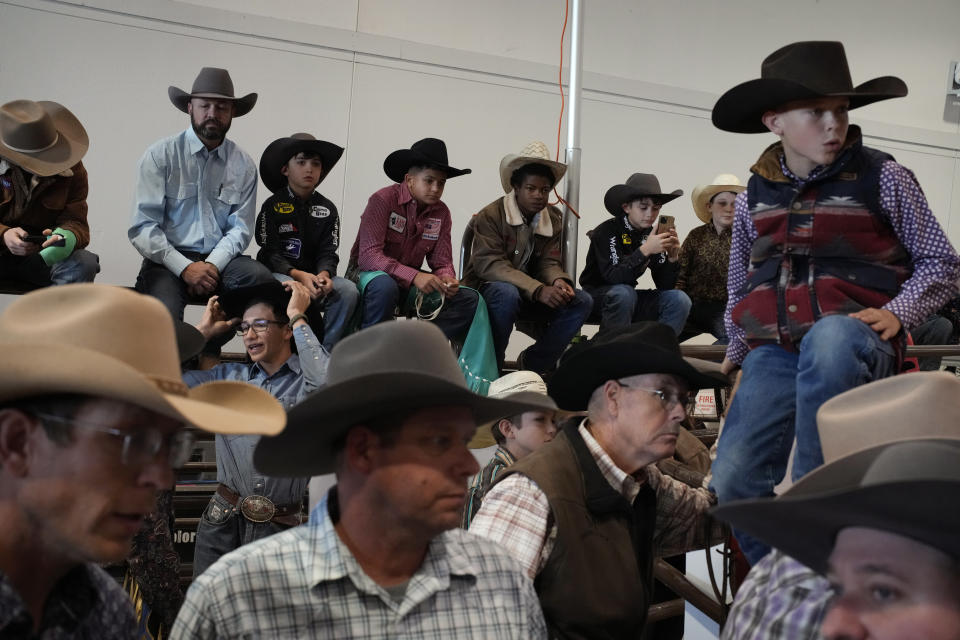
[192,491,288,578]
[588,284,691,336]
[710,315,897,564]
[0,249,99,286]
[273,273,359,351]
[359,273,479,344]
[480,281,593,373]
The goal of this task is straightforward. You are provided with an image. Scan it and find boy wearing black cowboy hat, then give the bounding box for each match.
[347,137,479,343]
[579,173,692,336]
[254,133,359,351]
[709,41,960,566]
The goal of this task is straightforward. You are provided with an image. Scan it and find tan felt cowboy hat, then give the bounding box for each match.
[168,67,258,117]
[712,41,907,134]
[498,141,567,194]
[383,137,471,183]
[0,100,88,177]
[259,132,344,194]
[0,284,285,436]
[254,321,549,476]
[714,371,960,574]
[691,174,746,224]
[604,173,683,216]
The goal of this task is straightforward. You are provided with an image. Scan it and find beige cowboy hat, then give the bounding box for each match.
[168,67,258,117]
[714,371,960,574]
[0,100,88,177]
[0,284,285,436]
[498,141,567,194]
[254,321,549,476]
[468,370,584,449]
[691,174,746,224]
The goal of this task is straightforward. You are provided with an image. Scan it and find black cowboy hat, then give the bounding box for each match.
[259,133,344,194]
[603,173,683,216]
[549,322,728,411]
[382,137,471,183]
[712,41,907,134]
[168,67,258,118]
[217,281,290,320]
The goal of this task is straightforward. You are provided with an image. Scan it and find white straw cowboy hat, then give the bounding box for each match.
[0,100,88,177]
[691,174,746,224]
[714,372,960,573]
[498,141,567,194]
[254,321,549,476]
[168,67,258,117]
[0,284,285,436]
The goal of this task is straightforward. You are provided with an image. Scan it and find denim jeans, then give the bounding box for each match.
[273,273,359,351]
[0,249,99,286]
[479,281,593,373]
[192,491,287,578]
[683,299,727,344]
[710,315,897,564]
[587,284,691,336]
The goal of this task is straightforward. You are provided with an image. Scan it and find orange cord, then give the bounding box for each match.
[550,0,580,218]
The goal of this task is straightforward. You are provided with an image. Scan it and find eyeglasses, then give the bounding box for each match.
[614,381,696,414]
[236,319,286,335]
[31,412,196,468]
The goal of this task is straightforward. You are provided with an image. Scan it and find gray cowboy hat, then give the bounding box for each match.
[603,173,683,216]
[259,133,344,194]
[168,67,258,117]
[712,41,907,134]
[254,321,547,476]
[383,137,471,183]
[0,100,88,177]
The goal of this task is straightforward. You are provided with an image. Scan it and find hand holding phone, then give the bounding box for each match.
[24,234,66,247]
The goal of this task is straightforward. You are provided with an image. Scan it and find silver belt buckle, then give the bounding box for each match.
[239,495,276,523]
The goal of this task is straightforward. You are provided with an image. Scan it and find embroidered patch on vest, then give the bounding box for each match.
[278,222,296,234]
[281,238,302,259]
[388,212,406,233]
[423,217,442,241]
[273,202,294,214]
[310,205,330,218]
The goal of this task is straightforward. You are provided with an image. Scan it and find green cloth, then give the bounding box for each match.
[39,227,76,266]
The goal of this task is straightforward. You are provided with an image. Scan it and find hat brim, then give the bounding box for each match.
[603,183,683,216]
[498,154,568,194]
[711,76,907,134]
[168,86,258,117]
[254,372,551,476]
[383,148,471,183]
[0,101,89,177]
[217,281,290,320]
[175,322,205,364]
[467,390,580,449]
[692,183,746,223]
[259,137,345,194]
[0,343,285,436]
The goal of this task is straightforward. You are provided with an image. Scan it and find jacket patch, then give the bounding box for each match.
[273,202,294,214]
[621,233,632,245]
[281,238,302,259]
[310,205,330,218]
[388,212,406,233]
[278,223,296,234]
[423,217,441,241]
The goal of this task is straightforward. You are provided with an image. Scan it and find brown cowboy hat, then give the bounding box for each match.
[259,133,344,194]
[0,284,285,436]
[168,67,258,117]
[691,174,746,224]
[498,141,567,194]
[714,371,960,574]
[603,173,683,216]
[712,41,908,134]
[254,321,548,476]
[383,137,471,183]
[0,100,88,177]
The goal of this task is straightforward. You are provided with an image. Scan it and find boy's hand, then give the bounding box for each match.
[536,282,570,309]
[552,278,575,303]
[439,277,460,298]
[641,232,679,258]
[849,308,902,341]
[413,272,445,295]
[2,227,40,256]
[197,295,237,339]
[315,271,334,296]
[665,228,681,262]
[282,280,312,317]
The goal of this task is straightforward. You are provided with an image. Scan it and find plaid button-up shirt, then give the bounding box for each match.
[172,489,547,639]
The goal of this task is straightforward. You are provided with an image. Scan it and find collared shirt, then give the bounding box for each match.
[461,446,517,529]
[0,564,136,639]
[182,324,328,501]
[722,550,829,640]
[349,182,456,287]
[676,222,732,303]
[724,156,960,365]
[171,489,548,639]
[469,421,723,579]
[129,127,258,276]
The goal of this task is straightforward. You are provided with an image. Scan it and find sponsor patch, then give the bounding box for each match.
[273,202,295,214]
[621,233,632,245]
[310,205,331,218]
[281,238,302,259]
[388,212,406,233]
[278,223,296,234]
[423,217,442,241]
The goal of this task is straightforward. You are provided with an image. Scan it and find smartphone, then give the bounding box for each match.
[23,234,66,247]
[655,215,675,235]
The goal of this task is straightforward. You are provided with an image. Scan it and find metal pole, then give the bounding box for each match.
[562,0,584,278]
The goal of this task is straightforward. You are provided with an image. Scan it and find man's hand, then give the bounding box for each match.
[439,277,461,299]
[181,261,219,296]
[282,280,312,318]
[849,307,902,341]
[2,227,40,256]
[641,231,680,258]
[413,271,446,295]
[196,295,238,339]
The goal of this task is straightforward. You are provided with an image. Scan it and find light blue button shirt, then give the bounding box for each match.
[128,127,258,276]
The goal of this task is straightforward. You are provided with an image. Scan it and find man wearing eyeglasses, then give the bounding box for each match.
[0,284,283,639]
[470,322,728,638]
[183,279,327,577]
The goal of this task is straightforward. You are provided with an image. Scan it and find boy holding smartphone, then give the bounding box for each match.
[579,173,691,335]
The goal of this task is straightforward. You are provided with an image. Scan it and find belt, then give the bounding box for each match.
[216,484,303,528]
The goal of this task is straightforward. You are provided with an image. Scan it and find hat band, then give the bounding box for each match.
[1,132,59,154]
[149,376,189,397]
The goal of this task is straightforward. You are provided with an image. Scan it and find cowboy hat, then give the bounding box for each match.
[254,321,549,476]
[713,371,960,574]
[168,67,258,117]
[604,173,683,216]
[498,141,567,194]
[175,321,205,364]
[259,133,344,194]
[216,281,290,321]
[549,322,729,411]
[691,174,746,224]
[0,100,88,177]
[0,284,285,436]
[712,41,907,134]
[383,137,471,183]
[468,370,582,449]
